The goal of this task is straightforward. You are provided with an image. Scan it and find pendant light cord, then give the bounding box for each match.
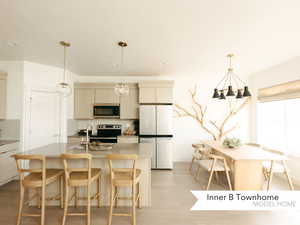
[63,45,66,83]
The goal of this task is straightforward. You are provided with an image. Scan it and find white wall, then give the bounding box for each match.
[22,61,79,150]
[73,74,250,161]
[249,56,300,185]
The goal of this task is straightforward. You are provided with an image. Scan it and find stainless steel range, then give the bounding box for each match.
[89,124,122,143]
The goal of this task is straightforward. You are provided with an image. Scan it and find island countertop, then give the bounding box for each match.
[24,143,153,159]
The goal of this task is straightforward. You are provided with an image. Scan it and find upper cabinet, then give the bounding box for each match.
[74,88,95,119]
[120,86,139,119]
[95,88,119,104]
[74,83,139,120]
[0,73,7,119]
[139,81,174,104]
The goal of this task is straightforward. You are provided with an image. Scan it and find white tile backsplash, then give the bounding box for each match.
[68,119,137,136]
[0,119,20,140]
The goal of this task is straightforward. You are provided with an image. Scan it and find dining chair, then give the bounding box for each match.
[60,153,102,225]
[194,147,232,190]
[13,154,64,225]
[106,154,141,225]
[190,144,206,173]
[261,148,294,190]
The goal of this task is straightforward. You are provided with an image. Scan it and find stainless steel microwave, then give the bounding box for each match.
[93,104,120,118]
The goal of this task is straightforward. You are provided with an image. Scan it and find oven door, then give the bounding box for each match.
[89,137,118,143]
[93,105,120,118]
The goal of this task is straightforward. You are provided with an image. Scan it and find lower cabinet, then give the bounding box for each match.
[0,144,19,185]
[117,136,139,144]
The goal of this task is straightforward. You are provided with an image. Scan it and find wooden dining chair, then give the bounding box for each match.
[60,153,102,225]
[195,151,232,190]
[190,144,206,173]
[13,154,64,225]
[261,148,294,190]
[106,154,141,225]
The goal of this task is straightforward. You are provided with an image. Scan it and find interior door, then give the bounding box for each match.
[139,105,156,135]
[27,91,61,150]
[156,137,173,169]
[140,138,156,168]
[156,105,173,135]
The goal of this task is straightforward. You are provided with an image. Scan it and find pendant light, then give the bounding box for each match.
[114,41,129,96]
[212,54,251,100]
[57,41,72,97]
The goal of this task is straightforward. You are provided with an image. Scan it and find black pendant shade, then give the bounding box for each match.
[236,89,243,99]
[212,54,251,101]
[243,86,251,97]
[219,90,226,99]
[226,85,235,97]
[212,88,220,98]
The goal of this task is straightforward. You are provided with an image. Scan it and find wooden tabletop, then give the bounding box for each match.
[200,140,287,161]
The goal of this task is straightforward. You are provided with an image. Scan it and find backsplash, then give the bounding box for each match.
[0,119,20,140]
[67,119,138,136]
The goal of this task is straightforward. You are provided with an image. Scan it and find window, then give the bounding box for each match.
[258,98,300,156]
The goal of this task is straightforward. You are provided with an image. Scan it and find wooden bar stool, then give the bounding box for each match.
[13,154,64,225]
[106,154,141,225]
[60,153,101,225]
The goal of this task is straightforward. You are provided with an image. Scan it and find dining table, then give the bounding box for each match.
[200,140,288,190]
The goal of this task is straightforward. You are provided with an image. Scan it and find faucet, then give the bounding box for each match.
[85,125,92,152]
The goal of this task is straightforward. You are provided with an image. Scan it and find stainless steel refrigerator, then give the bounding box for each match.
[139,105,173,169]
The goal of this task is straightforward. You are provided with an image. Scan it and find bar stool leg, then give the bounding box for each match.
[41,183,46,225]
[60,175,64,208]
[107,184,114,225]
[114,186,118,208]
[282,160,294,190]
[62,185,69,225]
[87,183,91,225]
[97,176,101,208]
[16,184,25,225]
[131,184,136,225]
[137,183,141,209]
[74,187,78,208]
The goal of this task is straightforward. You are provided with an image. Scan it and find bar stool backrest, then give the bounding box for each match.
[60,153,92,183]
[106,154,138,183]
[193,144,212,159]
[13,154,46,184]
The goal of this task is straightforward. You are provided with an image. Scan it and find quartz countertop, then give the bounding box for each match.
[23,143,153,159]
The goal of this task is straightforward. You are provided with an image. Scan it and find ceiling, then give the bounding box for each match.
[1,0,300,77]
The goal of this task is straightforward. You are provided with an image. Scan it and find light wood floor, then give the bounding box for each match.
[0,162,299,225]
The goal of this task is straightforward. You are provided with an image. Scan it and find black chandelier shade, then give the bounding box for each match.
[243,86,251,97]
[212,54,251,100]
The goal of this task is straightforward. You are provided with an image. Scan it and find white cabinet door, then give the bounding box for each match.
[74,88,95,119]
[95,88,119,104]
[139,105,156,135]
[156,87,173,103]
[0,149,18,185]
[120,88,139,119]
[139,87,156,103]
[140,138,156,168]
[157,138,173,169]
[156,105,173,135]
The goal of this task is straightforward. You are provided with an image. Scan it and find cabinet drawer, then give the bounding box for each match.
[117,136,139,144]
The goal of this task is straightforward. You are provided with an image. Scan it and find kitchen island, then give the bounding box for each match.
[24,143,152,207]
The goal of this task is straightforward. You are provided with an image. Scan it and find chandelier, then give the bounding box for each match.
[114,41,129,96]
[57,41,72,97]
[212,54,251,100]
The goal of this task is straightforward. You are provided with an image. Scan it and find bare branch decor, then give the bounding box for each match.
[174,85,250,141]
